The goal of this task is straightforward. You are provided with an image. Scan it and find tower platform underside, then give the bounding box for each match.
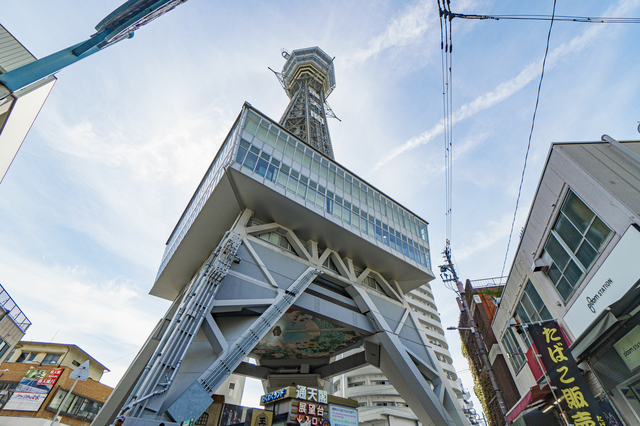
[93,105,468,426]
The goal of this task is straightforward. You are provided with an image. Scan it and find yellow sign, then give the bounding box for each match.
[250,409,273,426]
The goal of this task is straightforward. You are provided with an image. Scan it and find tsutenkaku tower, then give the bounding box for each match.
[277,47,336,159]
[93,47,469,426]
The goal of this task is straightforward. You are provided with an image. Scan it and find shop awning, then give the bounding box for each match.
[571,281,640,361]
[506,384,551,424]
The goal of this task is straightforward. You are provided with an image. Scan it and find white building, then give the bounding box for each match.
[492,137,640,424]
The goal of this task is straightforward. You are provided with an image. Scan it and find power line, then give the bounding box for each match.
[442,11,640,24]
[500,0,558,278]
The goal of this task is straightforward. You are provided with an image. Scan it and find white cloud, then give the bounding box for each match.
[349,0,434,64]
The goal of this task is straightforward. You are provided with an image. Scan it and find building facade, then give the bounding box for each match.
[0,341,113,426]
[491,138,640,424]
[94,47,469,426]
[457,278,520,426]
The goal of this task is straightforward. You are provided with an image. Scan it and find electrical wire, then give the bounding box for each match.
[445,13,640,24]
[500,0,557,278]
[438,0,455,267]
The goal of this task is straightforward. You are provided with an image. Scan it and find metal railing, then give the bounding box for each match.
[468,276,507,289]
[0,284,31,333]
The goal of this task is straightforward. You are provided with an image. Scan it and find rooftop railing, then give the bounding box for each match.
[0,284,31,333]
[468,276,507,289]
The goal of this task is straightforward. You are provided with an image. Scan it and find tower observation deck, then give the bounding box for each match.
[278,47,336,159]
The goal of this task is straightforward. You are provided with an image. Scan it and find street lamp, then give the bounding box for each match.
[447,326,476,333]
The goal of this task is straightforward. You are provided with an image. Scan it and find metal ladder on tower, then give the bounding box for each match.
[124,232,243,417]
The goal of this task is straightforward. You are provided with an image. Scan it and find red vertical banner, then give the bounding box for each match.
[529,320,607,426]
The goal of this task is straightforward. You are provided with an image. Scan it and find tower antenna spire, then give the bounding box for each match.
[277,47,337,159]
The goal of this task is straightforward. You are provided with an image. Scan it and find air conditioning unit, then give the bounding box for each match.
[532,257,549,272]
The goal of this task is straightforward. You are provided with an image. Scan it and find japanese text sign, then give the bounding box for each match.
[529,321,607,426]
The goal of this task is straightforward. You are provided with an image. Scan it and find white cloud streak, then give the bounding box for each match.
[349,0,433,64]
[372,0,638,170]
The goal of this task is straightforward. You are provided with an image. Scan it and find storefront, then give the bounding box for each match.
[568,225,640,425]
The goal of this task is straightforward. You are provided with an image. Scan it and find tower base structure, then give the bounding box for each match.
[93,103,469,426]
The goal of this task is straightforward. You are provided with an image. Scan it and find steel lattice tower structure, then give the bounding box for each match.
[93,47,469,426]
[276,47,337,159]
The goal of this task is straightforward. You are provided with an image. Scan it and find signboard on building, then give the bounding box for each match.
[250,408,273,426]
[4,368,64,411]
[614,324,640,371]
[564,225,640,339]
[293,386,328,426]
[329,404,358,426]
[529,321,606,425]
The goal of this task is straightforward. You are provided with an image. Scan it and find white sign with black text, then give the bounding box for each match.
[614,325,640,371]
[564,225,640,339]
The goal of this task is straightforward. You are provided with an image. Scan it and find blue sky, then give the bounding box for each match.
[2,0,640,415]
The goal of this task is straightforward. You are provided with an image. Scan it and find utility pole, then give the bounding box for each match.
[440,245,509,424]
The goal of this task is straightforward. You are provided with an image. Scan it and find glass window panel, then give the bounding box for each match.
[343,209,351,224]
[352,214,360,230]
[326,197,333,214]
[375,225,383,242]
[520,295,537,321]
[294,147,304,164]
[48,389,67,410]
[266,130,278,147]
[243,151,258,171]
[516,304,531,325]
[525,282,545,311]
[236,140,250,163]
[256,123,268,141]
[297,182,307,198]
[278,235,290,249]
[266,164,277,182]
[334,203,342,220]
[316,193,325,209]
[255,158,269,177]
[539,305,552,321]
[303,153,313,169]
[563,192,594,233]
[586,216,611,249]
[328,168,335,185]
[307,188,316,204]
[564,260,582,287]
[545,235,571,269]
[557,277,573,301]
[336,173,344,190]
[275,136,286,152]
[555,214,582,252]
[284,142,295,158]
[269,233,279,245]
[576,241,597,269]
[244,118,258,135]
[287,176,298,192]
[320,163,328,180]
[276,170,288,188]
[547,262,562,284]
[311,158,320,174]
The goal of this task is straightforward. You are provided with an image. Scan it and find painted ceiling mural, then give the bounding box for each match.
[251,310,361,360]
